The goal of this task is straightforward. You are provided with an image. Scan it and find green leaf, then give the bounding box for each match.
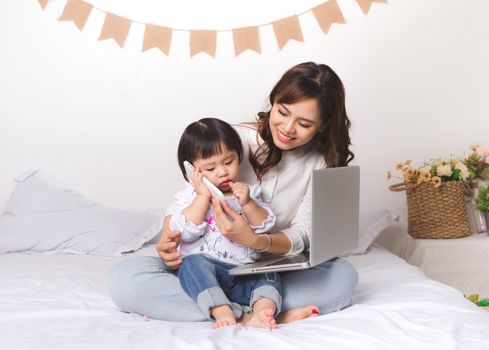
[477,299,489,307]
[476,185,489,212]
[481,167,489,181]
[452,168,461,181]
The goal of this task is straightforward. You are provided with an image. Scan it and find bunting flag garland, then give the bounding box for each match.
[356,0,388,15]
[36,0,388,57]
[98,13,131,48]
[312,0,345,34]
[232,26,261,56]
[37,0,48,10]
[58,0,93,31]
[143,25,172,55]
[272,16,304,50]
[190,30,217,58]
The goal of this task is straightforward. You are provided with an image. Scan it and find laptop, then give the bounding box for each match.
[228,165,360,276]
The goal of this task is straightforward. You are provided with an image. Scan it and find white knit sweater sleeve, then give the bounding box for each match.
[280,178,313,255]
[281,156,327,255]
[167,183,207,243]
[247,184,276,233]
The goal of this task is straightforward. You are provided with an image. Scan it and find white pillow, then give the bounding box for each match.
[341,209,399,256]
[0,170,163,256]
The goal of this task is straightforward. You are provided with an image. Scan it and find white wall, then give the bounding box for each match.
[1,0,489,220]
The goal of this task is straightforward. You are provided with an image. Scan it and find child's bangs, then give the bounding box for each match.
[193,141,227,160]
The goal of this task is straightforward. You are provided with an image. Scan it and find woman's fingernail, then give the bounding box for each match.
[312,308,320,315]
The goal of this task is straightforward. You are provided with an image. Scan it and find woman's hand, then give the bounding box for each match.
[212,198,257,247]
[156,216,183,269]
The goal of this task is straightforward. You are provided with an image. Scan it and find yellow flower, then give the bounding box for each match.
[396,163,404,171]
[386,171,392,180]
[403,159,412,166]
[403,168,415,183]
[417,170,431,184]
[432,176,442,188]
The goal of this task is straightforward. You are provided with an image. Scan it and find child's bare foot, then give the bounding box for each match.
[211,305,236,329]
[245,308,277,329]
[213,315,237,329]
[276,305,320,324]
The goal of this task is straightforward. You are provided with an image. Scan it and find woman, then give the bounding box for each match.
[107,62,358,322]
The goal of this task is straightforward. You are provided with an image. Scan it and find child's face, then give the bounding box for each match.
[193,148,240,194]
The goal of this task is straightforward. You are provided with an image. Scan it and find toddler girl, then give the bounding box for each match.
[171,117,282,329]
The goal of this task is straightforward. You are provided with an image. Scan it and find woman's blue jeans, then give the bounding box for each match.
[107,255,358,322]
[178,254,282,320]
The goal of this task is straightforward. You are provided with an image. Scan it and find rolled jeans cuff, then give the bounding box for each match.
[196,287,243,320]
[250,285,282,315]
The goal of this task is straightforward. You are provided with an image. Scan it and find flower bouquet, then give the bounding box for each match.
[475,185,489,233]
[464,144,489,183]
[464,144,489,233]
[388,156,472,239]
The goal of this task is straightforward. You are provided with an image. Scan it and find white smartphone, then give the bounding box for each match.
[183,160,225,202]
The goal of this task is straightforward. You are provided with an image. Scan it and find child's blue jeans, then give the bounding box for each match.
[178,254,282,320]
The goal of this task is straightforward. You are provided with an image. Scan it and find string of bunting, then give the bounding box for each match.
[37,0,387,57]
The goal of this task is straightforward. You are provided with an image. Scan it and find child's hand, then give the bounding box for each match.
[190,167,212,200]
[229,181,251,206]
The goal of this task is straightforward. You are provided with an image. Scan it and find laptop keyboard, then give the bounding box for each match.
[266,254,308,266]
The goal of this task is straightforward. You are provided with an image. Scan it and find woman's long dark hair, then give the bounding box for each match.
[250,62,354,181]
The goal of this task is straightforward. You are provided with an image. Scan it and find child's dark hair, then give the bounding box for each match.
[177,118,243,181]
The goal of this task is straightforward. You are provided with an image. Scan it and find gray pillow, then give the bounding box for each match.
[0,170,162,255]
[341,209,399,256]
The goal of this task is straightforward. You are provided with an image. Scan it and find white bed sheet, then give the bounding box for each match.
[1,244,488,350]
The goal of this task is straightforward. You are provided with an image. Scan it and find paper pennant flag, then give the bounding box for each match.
[36,0,389,56]
[143,25,172,55]
[272,15,304,50]
[38,0,48,10]
[58,0,93,31]
[356,0,388,14]
[232,26,261,56]
[312,0,345,33]
[98,13,131,48]
[189,30,217,57]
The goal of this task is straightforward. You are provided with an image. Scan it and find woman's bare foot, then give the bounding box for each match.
[276,305,320,324]
[211,305,237,329]
[245,308,277,329]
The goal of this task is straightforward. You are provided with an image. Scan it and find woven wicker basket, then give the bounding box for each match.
[389,181,471,239]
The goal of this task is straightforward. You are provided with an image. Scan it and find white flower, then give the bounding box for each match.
[436,164,452,177]
[455,162,469,180]
[470,143,480,151]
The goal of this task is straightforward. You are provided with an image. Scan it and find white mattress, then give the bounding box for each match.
[1,244,489,350]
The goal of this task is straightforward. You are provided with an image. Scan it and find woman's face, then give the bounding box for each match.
[269,98,322,151]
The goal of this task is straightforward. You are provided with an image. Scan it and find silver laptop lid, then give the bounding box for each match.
[310,165,360,266]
